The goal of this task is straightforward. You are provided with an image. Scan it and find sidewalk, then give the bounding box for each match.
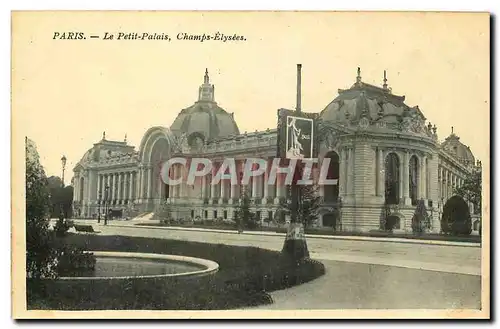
[62,219,481,248]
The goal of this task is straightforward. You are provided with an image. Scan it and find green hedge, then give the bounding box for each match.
[27,234,325,310]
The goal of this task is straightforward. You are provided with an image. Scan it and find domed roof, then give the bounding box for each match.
[75,133,135,168]
[320,68,435,137]
[441,129,475,165]
[170,69,240,141]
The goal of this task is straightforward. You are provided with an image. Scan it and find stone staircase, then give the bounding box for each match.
[130,212,155,222]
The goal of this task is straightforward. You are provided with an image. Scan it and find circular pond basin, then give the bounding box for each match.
[59,251,219,280]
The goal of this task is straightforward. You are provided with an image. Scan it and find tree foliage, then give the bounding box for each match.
[411,199,430,234]
[47,176,74,218]
[441,195,472,235]
[26,138,95,279]
[233,189,258,230]
[26,138,58,278]
[454,170,482,215]
[277,184,321,229]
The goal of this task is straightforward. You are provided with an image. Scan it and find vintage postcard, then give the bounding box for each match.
[11,11,490,319]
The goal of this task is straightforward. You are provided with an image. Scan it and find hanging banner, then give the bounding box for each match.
[277,108,319,160]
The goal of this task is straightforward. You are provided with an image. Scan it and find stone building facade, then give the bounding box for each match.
[72,68,482,233]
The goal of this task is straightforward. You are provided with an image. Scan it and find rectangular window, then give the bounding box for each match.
[268,211,273,220]
[213,210,217,219]
[204,210,208,219]
[223,210,228,219]
[191,210,194,218]
[256,211,261,221]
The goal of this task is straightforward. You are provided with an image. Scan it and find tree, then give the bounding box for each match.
[26,138,96,280]
[277,184,320,229]
[47,176,74,218]
[233,189,257,230]
[26,138,58,278]
[441,195,472,235]
[411,199,430,234]
[454,170,482,215]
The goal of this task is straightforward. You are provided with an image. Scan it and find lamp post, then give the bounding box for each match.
[98,190,102,223]
[280,64,311,260]
[104,184,110,225]
[60,155,67,219]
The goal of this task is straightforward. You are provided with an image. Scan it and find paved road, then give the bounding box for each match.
[67,221,482,309]
[253,260,481,309]
[87,223,481,276]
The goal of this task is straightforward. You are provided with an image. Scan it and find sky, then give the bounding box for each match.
[12,11,490,184]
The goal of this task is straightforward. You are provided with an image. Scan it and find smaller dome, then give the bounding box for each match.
[441,131,475,165]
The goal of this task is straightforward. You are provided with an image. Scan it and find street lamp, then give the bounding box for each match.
[104,184,110,225]
[60,155,67,219]
[98,190,102,223]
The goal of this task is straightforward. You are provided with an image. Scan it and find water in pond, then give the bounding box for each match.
[83,256,205,277]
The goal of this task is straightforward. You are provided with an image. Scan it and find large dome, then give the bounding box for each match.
[320,68,435,138]
[170,69,240,141]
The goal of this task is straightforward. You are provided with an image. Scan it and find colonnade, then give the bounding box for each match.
[167,159,288,204]
[97,171,137,205]
[439,166,464,203]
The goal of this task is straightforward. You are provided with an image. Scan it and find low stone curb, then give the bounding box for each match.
[108,223,481,248]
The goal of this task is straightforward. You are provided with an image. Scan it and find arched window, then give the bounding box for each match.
[323,151,340,203]
[385,153,400,205]
[409,155,419,205]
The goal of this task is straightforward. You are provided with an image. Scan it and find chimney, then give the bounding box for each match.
[296,64,302,113]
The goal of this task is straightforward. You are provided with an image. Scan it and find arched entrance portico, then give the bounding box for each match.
[138,126,174,212]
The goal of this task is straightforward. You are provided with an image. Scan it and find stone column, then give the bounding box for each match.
[262,159,269,204]
[146,166,152,199]
[117,172,122,203]
[110,173,115,201]
[128,172,133,201]
[377,148,385,197]
[453,175,457,195]
[347,148,354,196]
[102,174,109,198]
[220,178,227,200]
[418,158,424,199]
[446,171,453,199]
[210,166,217,203]
[133,171,137,200]
[403,152,411,205]
[338,148,346,197]
[136,166,142,201]
[422,156,427,200]
[168,166,174,199]
[274,173,282,204]
[444,171,448,200]
[230,161,239,204]
[252,174,258,198]
[201,174,207,199]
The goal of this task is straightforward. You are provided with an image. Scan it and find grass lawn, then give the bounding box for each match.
[136,222,481,244]
[27,234,325,310]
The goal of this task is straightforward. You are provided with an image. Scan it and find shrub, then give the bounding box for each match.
[442,195,472,235]
[55,245,96,277]
[53,217,71,237]
[411,199,430,234]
